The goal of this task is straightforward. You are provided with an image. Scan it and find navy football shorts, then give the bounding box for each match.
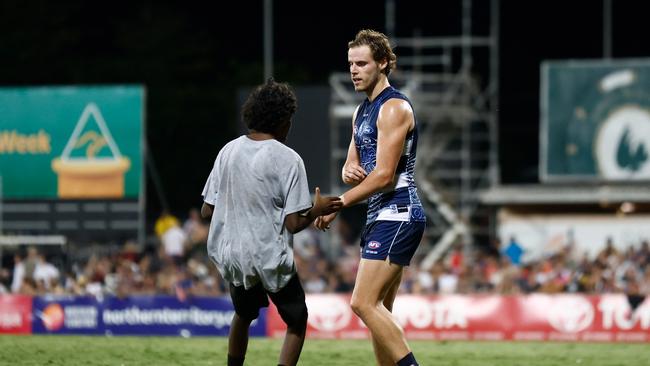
[359,220,426,266]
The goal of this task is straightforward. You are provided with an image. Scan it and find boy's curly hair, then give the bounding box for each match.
[242,78,297,133]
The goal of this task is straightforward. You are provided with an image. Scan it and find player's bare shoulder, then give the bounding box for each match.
[377,98,414,131]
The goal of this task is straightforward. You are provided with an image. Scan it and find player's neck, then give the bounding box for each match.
[366,77,390,102]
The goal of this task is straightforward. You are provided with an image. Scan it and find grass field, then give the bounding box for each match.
[1,335,649,366]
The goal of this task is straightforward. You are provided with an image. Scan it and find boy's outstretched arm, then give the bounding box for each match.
[201,202,214,219]
[284,187,342,234]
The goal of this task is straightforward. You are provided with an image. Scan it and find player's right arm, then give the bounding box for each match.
[341,106,367,186]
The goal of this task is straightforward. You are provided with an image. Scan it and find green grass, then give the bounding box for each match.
[0,335,649,366]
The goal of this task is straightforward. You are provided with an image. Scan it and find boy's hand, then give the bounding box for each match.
[312,187,343,217]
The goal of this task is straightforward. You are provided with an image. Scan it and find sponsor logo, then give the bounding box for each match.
[367,241,381,249]
[393,296,468,329]
[596,105,650,179]
[38,304,99,331]
[305,295,352,332]
[0,313,23,328]
[598,295,650,330]
[40,304,65,331]
[102,307,235,328]
[64,306,98,329]
[547,296,594,333]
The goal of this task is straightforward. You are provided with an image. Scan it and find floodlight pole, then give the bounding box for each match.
[264,0,273,80]
[603,0,612,59]
[385,0,395,40]
[0,175,3,263]
[0,175,3,235]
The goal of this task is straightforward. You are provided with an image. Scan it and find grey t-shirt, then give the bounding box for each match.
[202,135,312,292]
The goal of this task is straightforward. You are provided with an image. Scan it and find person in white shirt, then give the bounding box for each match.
[201,78,342,366]
[11,253,25,293]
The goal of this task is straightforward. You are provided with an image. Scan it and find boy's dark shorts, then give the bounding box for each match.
[229,274,308,329]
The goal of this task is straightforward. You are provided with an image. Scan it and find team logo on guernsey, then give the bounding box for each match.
[368,241,381,249]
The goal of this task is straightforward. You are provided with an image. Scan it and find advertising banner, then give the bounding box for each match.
[0,86,143,199]
[541,59,650,181]
[0,295,32,334]
[31,295,262,337]
[267,294,650,342]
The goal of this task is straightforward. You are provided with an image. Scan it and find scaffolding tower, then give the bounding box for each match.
[328,0,500,269]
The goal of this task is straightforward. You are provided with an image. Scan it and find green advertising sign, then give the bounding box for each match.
[0,86,143,198]
[541,59,650,181]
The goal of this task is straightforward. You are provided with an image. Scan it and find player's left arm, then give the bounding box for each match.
[339,98,413,207]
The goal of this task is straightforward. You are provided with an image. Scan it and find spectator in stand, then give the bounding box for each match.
[447,243,465,274]
[23,246,39,280]
[455,264,474,294]
[639,265,650,297]
[18,277,37,296]
[638,240,650,267]
[502,236,524,267]
[332,261,356,293]
[494,256,520,294]
[160,221,188,266]
[154,209,181,238]
[0,267,10,294]
[11,252,25,293]
[33,253,60,291]
[437,264,459,294]
[182,207,209,257]
[412,260,437,294]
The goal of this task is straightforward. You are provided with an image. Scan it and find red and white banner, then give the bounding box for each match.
[0,295,32,334]
[267,294,650,342]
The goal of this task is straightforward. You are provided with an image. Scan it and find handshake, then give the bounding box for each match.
[310,187,345,231]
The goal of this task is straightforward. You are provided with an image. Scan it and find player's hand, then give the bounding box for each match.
[342,163,367,185]
[312,187,343,217]
[314,212,338,231]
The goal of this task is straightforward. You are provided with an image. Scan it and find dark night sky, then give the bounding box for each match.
[2,0,650,228]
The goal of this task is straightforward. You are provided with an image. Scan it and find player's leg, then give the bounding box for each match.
[268,274,308,366]
[353,220,425,365]
[371,268,403,366]
[351,258,409,361]
[228,281,269,366]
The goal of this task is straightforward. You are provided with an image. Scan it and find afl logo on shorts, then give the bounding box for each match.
[368,241,381,249]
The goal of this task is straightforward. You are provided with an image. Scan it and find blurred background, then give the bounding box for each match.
[1,0,649,340]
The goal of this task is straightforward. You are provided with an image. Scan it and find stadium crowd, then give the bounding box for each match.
[1,208,649,300]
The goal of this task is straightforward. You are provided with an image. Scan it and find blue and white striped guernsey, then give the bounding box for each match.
[353,86,426,226]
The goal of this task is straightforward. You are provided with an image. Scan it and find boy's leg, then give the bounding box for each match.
[227,313,251,366]
[228,281,269,366]
[268,274,308,366]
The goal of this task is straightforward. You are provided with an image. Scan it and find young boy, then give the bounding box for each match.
[201,78,342,366]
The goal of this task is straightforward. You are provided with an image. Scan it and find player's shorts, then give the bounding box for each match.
[359,220,425,266]
[229,274,307,329]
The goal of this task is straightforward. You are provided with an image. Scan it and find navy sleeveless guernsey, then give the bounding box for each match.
[353,86,426,226]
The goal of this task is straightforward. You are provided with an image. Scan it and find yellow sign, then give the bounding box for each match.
[51,103,131,198]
